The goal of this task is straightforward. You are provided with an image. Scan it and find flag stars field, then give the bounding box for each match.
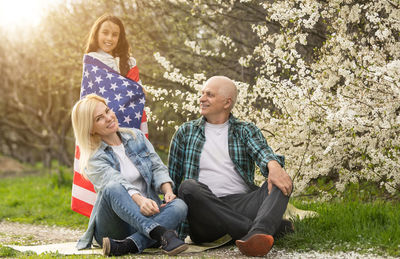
[80,55,145,129]
[124,115,132,124]
[95,76,103,84]
[114,93,122,102]
[106,73,113,80]
[127,90,134,97]
[91,65,98,73]
[135,111,142,120]
[119,104,126,113]
[99,87,106,94]
[122,80,130,87]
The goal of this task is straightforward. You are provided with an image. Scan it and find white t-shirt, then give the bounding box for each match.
[111,144,147,197]
[199,121,250,197]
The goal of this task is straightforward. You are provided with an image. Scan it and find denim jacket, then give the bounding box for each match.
[77,129,173,249]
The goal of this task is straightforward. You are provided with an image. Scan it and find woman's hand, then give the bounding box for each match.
[131,194,160,216]
[160,182,176,207]
[163,192,176,205]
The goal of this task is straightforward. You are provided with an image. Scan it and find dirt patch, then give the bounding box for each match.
[0,221,391,258]
[0,221,82,246]
[0,156,27,176]
[0,221,249,258]
[0,156,25,173]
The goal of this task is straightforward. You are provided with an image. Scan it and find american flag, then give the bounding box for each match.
[71,54,148,217]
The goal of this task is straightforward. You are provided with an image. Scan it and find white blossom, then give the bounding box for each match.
[148,0,400,197]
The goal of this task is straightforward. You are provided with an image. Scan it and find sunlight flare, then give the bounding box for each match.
[0,0,58,29]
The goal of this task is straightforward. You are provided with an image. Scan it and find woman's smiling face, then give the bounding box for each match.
[91,102,119,138]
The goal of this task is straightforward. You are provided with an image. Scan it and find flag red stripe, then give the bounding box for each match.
[75,145,80,159]
[126,66,140,82]
[71,197,93,218]
[73,170,96,192]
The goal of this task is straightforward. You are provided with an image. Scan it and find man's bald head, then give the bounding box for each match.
[204,76,238,110]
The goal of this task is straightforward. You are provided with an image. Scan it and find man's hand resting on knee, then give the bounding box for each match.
[267,160,293,196]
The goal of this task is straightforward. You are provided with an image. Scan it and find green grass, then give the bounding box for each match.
[0,244,19,257]
[0,173,87,228]
[275,180,400,257]
[276,199,400,257]
[0,172,399,257]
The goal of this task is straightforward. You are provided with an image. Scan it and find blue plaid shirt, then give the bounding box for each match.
[168,114,285,238]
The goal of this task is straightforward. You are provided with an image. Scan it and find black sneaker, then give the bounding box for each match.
[160,230,189,255]
[102,237,137,256]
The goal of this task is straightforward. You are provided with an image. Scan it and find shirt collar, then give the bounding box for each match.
[196,114,238,130]
[197,113,238,125]
[228,113,238,125]
[194,116,206,127]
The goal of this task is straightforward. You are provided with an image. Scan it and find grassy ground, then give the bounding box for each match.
[279,199,400,256]
[0,174,86,228]
[0,171,399,258]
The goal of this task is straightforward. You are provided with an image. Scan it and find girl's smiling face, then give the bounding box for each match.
[97,21,120,55]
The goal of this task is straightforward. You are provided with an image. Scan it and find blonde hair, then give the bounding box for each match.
[71,94,107,178]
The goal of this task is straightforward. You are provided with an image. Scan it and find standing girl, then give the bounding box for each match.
[83,13,147,135]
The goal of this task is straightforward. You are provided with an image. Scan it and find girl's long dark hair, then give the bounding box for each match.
[85,14,131,76]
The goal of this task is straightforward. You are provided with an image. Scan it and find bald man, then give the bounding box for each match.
[168,76,293,257]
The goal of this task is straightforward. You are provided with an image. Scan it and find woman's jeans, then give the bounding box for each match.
[93,182,187,253]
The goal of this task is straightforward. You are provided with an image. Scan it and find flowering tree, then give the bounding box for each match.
[147,0,400,196]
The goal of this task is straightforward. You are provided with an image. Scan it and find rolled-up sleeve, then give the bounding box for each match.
[244,123,285,178]
[168,127,185,194]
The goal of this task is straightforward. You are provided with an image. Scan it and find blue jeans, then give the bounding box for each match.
[93,182,187,252]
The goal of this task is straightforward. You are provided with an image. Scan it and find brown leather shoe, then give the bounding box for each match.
[235,233,274,257]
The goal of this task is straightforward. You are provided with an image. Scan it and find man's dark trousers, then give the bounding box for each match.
[178,179,289,243]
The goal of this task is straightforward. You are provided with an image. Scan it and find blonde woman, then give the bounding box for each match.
[71,94,188,256]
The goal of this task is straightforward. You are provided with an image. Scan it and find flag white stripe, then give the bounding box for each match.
[74,158,80,173]
[140,121,148,134]
[72,184,97,205]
